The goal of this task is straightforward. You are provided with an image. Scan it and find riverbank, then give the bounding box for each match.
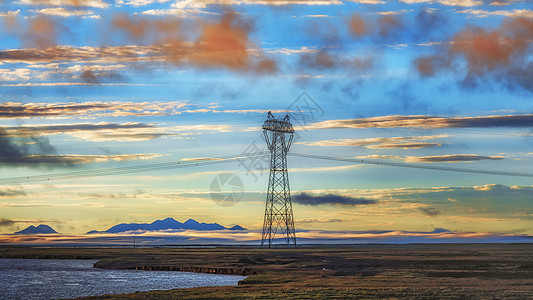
[2,244,533,299]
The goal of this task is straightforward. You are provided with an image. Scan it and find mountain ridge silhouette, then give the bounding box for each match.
[15,225,57,234]
[87,217,246,234]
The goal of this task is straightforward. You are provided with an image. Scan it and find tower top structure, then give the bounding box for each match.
[262,111,294,133]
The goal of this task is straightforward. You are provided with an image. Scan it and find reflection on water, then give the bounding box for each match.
[0,259,246,300]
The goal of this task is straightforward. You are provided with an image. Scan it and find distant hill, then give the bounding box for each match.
[87,217,247,234]
[229,225,246,230]
[15,225,57,234]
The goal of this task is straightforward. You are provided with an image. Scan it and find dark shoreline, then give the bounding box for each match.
[93,262,258,276]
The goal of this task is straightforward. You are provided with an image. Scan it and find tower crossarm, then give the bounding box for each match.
[262,111,295,133]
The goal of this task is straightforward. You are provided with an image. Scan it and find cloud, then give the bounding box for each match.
[0,228,527,245]
[368,143,439,149]
[299,50,373,72]
[458,9,533,18]
[0,127,60,168]
[419,207,441,216]
[0,65,129,84]
[304,114,533,130]
[18,0,110,8]
[0,219,16,227]
[4,123,163,140]
[5,153,164,165]
[164,0,343,7]
[297,135,445,149]
[290,164,362,173]
[111,13,183,43]
[109,12,277,73]
[296,218,344,224]
[415,18,533,93]
[2,227,532,245]
[2,122,238,142]
[120,0,172,6]
[139,8,220,16]
[357,154,504,163]
[489,0,522,6]
[0,68,33,81]
[188,13,251,71]
[1,12,276,74]
[293,192,377,206]
[451,24,525,73]
[376,9,413,16]
[388,184,533,219]
[0,188,26,196]
[24,16,58,49]
[3,123,169,142]
[298,17,377,79]
[180,157,226,162]
[413,8,448,40]
[0,101,188,119]
[349,13,368,37]
[406,154,504,163]
[77,68,124,83]
[169,124,234,132]
[33,8,97,18]
[0,126,162,168]
[377,15,404,38]
[347,12,404,40]
[0,11,20,18]
[267,46,317,55]
[349,0,384,3]
[399,0,482,6]
[0,45,154,64]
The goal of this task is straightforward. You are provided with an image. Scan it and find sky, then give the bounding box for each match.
[1,0,533,244]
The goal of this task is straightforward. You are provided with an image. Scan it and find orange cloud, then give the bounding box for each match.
[192,14,248,70]
[450,26,527,74]
[112,13,153,41]
[1,13,276,77]
[377,15,403,37]
[349,13,368,37]
[415,17,533,92]
[26,16,57,49]
[111,13,183,43]
[109,12,277,73]
[415,56,439,76]
[348,13,403,39]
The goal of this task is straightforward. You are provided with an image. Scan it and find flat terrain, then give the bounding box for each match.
[1,244,533,299]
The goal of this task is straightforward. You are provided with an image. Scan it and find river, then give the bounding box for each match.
[0,258,246,300]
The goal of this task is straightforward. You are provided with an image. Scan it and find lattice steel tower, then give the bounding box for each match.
[261,111,297,248]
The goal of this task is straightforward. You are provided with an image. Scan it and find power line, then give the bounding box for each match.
[288,152,533,178]
[0,152,270,185]
[1,150,531,185]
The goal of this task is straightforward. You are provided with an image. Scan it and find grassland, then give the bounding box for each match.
[1,244,533,299]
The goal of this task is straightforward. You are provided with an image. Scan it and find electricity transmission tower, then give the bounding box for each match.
[261,112,297,248]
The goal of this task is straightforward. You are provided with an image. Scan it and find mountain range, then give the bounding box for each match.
[15,225,57,234]
[87,217,246,234]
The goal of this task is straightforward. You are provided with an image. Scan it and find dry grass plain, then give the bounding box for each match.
[1,244,533,299]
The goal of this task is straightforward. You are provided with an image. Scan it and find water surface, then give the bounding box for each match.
[0,258,246,300]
